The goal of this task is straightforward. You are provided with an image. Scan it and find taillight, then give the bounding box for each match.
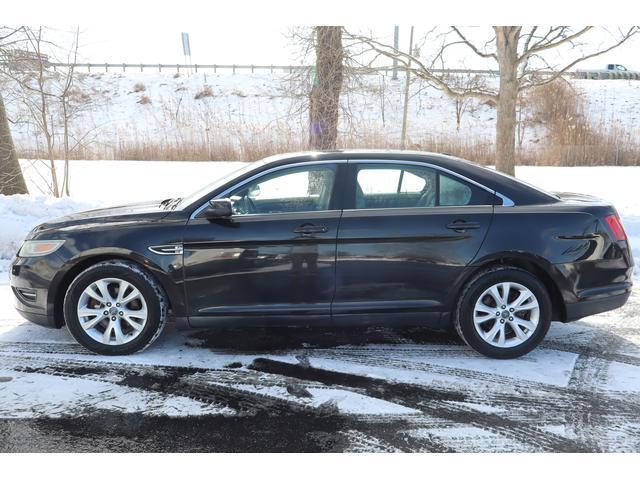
[604,214,627,241]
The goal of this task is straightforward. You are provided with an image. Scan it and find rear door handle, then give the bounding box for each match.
[293,225,329,235]
[446,221,480,231]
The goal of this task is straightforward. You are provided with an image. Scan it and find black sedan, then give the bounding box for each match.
[9,151,634,358]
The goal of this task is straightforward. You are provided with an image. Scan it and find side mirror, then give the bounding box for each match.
[200,198,233,219]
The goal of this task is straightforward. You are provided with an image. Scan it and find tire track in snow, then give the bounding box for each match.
[0,353,455,452]
[249,357,592,452]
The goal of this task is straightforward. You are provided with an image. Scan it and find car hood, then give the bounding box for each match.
[29,200,172,237]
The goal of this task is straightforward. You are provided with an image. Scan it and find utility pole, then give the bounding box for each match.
[400,26,414,149]
[392,26,399,80]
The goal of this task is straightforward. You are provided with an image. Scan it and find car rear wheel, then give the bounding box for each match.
[63,260,168,355]
[454,266,552,359]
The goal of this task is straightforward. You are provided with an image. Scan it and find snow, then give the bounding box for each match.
[303,347,577,388]
[0,368,234,418]
[217,382,421,415]
[0,194,97,279]
[3,72,640,154]
[0,286,638,450]
[604,361,640,392]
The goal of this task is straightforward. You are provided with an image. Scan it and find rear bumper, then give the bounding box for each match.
[564,283,632,321]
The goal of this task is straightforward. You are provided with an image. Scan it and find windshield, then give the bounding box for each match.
[177,161,266,208]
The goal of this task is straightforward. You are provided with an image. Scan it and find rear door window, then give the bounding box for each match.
[354,163,495,209]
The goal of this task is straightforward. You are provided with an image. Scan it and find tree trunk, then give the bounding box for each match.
[0,93,28,195]
[309,26,343,150]
[494,26,521,176]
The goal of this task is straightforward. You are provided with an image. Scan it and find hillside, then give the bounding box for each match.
[3,71,640,163]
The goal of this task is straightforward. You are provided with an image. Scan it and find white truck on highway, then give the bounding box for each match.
[575,64,640,80]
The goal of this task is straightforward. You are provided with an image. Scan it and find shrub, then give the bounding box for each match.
[194,85,214,100]
[137,95,151,105]
[132,82,146,93]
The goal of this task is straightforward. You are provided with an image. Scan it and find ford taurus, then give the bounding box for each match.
[10,151,634,358]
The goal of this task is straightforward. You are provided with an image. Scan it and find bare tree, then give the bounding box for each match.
[309,26,344,150]
[59,27,80,196]
[7,27,60,196]
[346,26,639,175]
[435,72,486,133]
[0,27,28,195]
[6,26,83,197]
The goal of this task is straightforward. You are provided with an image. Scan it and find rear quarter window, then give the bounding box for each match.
[439,173,496,206]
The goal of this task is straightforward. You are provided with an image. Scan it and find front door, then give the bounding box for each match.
[333,161,495,324]
[183,163,343,327]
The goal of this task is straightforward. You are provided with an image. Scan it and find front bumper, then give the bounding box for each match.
[9,255,62,329]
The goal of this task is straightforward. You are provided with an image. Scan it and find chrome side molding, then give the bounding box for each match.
[148,244,184,255]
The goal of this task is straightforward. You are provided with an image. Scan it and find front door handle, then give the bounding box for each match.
[446,221,480,232]
[293,224,329,235]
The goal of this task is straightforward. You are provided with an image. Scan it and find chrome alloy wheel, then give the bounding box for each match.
[76,277,148,345]
[472,281,540,348]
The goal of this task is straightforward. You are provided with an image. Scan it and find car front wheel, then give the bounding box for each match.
[63,260,168,355]
[454,266,552,359]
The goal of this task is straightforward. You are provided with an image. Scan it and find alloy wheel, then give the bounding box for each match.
[76,277,148,346]
[472,281,540,348]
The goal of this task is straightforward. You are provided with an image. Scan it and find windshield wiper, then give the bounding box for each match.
[160,197,182,210]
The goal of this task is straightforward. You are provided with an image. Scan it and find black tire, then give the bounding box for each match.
[454,266,552,359]
[63,260,168,355]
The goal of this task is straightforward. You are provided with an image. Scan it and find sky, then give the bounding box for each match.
[34,25,640,72]
[4,0,640,71]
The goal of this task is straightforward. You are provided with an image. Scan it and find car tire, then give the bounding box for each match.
[454,266,552,359]
[63,260,168,355]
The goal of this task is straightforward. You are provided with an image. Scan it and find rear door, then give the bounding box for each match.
[333,160,495,324]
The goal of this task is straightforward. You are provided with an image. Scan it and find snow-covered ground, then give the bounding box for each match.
[1,284,639,451]
[3,72,640,154]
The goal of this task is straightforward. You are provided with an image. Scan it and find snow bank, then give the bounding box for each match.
[0,194,96,283]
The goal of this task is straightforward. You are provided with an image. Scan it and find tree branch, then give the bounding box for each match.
[344,30,498,102]
[519,26,592,62]
[451,27,497,60]
[519,27,639,91]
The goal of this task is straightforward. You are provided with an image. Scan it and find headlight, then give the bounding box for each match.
[18,240,65,257]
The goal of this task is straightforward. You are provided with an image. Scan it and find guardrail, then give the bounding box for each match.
[10,62,638,80]
[574,70,640,80]
[44,62,508,75]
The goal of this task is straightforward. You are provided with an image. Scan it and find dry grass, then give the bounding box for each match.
[16,123,640,165]
[522,79,640,166]
[137,95,152,105]
[194,85,214,100]
[14,78,640,165]
[132,82,146,93]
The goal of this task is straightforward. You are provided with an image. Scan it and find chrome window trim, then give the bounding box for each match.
[341,205,493,218]
[190,160,347,220]
[190,157,515,219]
[495,192,515,207]
[223,209,342,222]
[343,204,494,213]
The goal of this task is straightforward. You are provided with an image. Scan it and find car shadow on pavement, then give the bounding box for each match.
[186,325,464,352]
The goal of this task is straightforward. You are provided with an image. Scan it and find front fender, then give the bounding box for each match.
[48,246,186,323]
